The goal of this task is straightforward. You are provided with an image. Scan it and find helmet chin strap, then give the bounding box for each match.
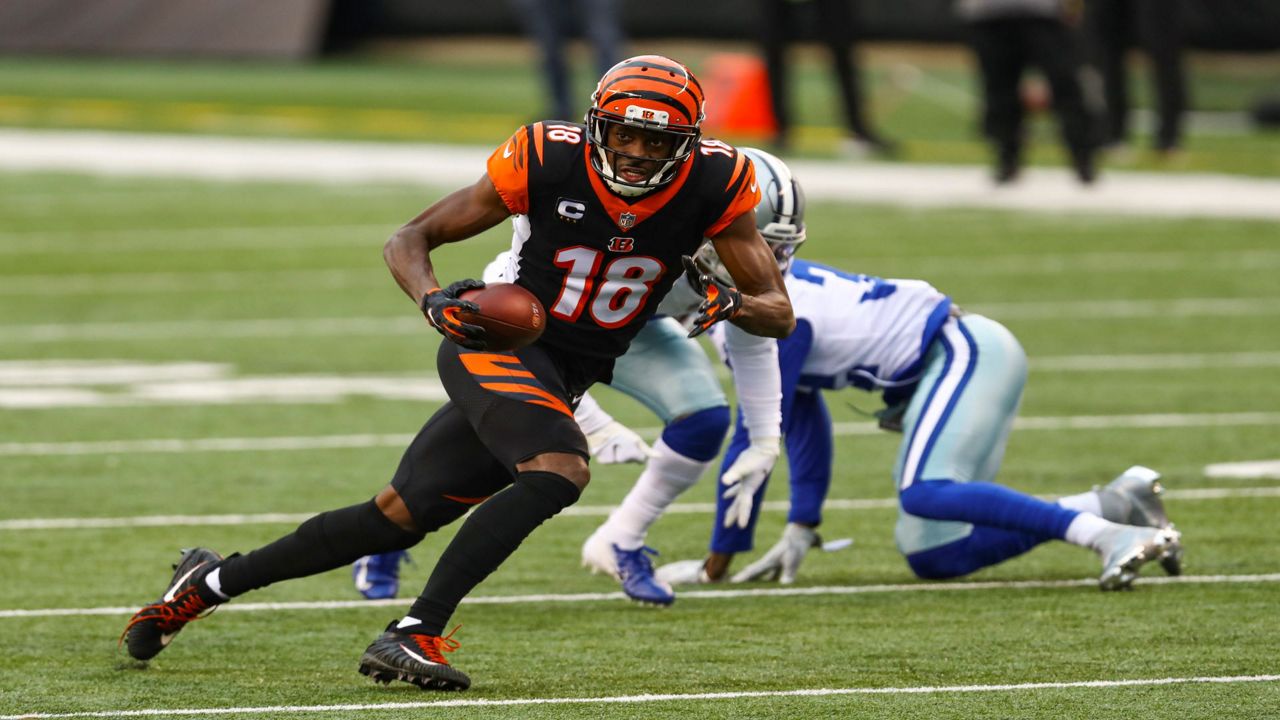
[597,150,663,197]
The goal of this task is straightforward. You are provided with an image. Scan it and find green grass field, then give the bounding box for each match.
[2,43,1280,719]
[2,168,1278,718]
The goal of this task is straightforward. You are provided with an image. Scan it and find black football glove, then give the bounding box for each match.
[421,278,487,350]
[682,255,743,339]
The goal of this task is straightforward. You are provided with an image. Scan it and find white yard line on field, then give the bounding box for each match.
[2,487,1275,532]
[5,672,1279,719]
[3,354,1278,409]
[1,411,1277,457]
[2,674,1279,719]
[1030,351,1280,371]
[1203,459,1280,480]
[0,316,422,343]
[0,269,385,295]
[0,224,389,255]
[3,298,1280,344]
[4,128,1280,220]
[0,412,1271,457]
[3,574,1280,620]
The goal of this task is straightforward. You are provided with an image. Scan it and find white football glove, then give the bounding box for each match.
[585,421,653,465]
[720,436,781,529]
[731,523,818,585]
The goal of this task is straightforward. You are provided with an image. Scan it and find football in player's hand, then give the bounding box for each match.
[458,283,545,351]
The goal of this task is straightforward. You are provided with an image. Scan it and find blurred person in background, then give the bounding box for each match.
[956,0,1099,184]
[511,0,627,121]
[1083,0,1188,157]
[760,0,899,158]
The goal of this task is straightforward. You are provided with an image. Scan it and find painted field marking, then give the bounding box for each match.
[4,299,1280,344]
[1030,351,1280,371]
[3,353,1279,410]
[1,487,1275,532]
[3,674,1280,719]
[3,245,1280,282]
[0,269,385,295]
[2,411,1278,458]
[0,224,389,256]
[0,316,422,343]
[6,128,1280,220]
[1203,460,1280,481]
[5,673,1280,719]
[3,573,1279,620]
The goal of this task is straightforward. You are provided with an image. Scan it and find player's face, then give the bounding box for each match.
[604,123,676,184]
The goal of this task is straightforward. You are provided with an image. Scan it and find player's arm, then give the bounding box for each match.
[707,211,795,338]
[383,174,511,305]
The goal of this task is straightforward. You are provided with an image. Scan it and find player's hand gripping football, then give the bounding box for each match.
[681,255,743,339]
[422,279,487,350]
[720,436,780,529]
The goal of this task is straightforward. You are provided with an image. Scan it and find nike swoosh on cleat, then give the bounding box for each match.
[398,643,443,667]
[159,633,175,646]
[162,562,207,602]
[503,143,514,159]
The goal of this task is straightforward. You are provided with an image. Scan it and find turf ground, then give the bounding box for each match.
[1,44,1279,719]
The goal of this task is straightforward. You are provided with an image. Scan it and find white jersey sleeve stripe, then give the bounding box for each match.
[899,318,977,490]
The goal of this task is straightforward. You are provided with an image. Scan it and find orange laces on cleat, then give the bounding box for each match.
[117,587,217,648]
[410,624,462,665]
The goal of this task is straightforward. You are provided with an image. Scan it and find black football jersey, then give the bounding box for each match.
[486,121,759,360]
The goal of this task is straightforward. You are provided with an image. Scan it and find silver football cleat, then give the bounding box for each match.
[1097,525,1182,591]
[1096,465,1182,575]
[580,528,620,579]
[654,559,719,586]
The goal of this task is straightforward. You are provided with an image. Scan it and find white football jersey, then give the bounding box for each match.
[714,259,951,393]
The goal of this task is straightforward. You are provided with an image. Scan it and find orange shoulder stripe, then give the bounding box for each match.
[486,126,531,215]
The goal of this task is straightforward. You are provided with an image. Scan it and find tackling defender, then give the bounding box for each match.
[581,156,1183,590]
[120,55,794,691]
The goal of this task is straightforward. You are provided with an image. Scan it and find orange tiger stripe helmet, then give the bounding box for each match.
[586,55,705,194]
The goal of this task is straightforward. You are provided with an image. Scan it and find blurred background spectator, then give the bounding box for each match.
[759,0,899,158]
[509,0,627,121]
[955,0,1098,184]
[1084,0,1188,157]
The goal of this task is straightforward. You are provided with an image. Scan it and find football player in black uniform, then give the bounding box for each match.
[120,55,795,691]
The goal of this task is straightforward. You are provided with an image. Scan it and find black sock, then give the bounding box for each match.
[406,471,581,635]
[218,499,423,597]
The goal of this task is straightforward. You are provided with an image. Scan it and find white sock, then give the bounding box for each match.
[1057,490,1102,516]
[1063,512,1118,552]
[598,438,711,550]
[202,567,230,600]
[396,616,422,630]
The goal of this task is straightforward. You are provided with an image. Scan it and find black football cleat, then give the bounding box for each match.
[358,622,471,691]
[120,547,224,660]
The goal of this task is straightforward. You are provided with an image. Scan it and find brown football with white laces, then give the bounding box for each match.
[457,282,545,351]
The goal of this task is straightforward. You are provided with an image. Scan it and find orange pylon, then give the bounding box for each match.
[701,53,778,139]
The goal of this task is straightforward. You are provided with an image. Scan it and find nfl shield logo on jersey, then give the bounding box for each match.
[618,212,636,229]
